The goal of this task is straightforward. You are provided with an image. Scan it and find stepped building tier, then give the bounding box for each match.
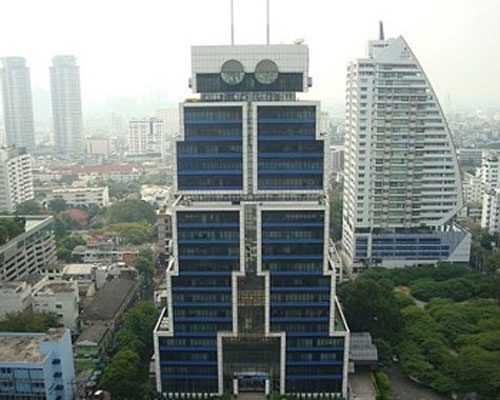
[153,44,349,397]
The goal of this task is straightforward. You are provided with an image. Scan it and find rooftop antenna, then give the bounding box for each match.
[379,21,385,40]
[266,0,270,45]
[230,0,235,45]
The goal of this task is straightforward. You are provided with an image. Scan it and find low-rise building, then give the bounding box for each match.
[0,147,34,213]
[46,186,110,208]
[481,186,500,233]
[79,278,137,332]
[71,244,138,266]
[0,276,79,333]
[141,185,170,206]
[0,281,32,318]
[74,323,111,372]
[31,281,79,331]
[0,328,75,400]
[0,216,56,282]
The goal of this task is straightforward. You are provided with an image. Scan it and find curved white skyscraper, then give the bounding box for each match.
[342,28,470,268]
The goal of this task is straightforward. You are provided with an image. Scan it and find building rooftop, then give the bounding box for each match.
[80,278,137,322]
[36,281,76,294]
[63,264,94,276]
[51,187,107,194]
[349,332,379,363]
[0,328,67,363]
[75,323,109,346]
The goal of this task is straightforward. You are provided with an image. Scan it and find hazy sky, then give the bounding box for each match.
[1,0,499,106]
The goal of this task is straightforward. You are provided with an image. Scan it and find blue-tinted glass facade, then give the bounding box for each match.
[257,106,323,191]
[177,106,243,191]
[355,233,454,261]
[159,210,239,393]
[262,210,344,393]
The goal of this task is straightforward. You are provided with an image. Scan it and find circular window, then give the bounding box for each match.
[255,59,279,84]
[220,59,245,85]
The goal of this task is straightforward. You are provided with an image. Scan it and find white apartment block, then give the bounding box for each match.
[478,150,500,188]
[128,118,165,157]
[341,28,469,268]
[481,187,500,233]
[1,57,35,151]
[0,147,34,213]
[50,55,84,156]
[0,277,79,332]
[462,172,484,205]
[0,216,56,282]
[31,280,79,331]
[46,186,110,208]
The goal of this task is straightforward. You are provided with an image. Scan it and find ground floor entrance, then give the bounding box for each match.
[233,372,271,396]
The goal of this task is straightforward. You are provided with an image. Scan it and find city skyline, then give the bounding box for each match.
[0,0,498,107]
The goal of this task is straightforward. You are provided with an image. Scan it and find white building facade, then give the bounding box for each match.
[46,186,110,208]
[128,118,165,157]
[341,30,470,268]
[50,55,84,156]
[0,147,34,213]
[0,216,56,282]
[0,57,35,151]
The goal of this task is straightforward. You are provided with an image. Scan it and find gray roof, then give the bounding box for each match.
[349,332,379,362]
[80,278,136,322]
[76,323,109,346]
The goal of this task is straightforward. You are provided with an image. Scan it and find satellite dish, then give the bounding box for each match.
[293,38,306,45]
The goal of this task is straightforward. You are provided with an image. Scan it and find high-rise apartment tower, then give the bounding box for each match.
[50,55,84,156]
[153,44,349,397]
[1,57,36,151]
[342,27,470,269]
[0,147,34,213]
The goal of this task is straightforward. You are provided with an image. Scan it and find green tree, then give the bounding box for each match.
[0,216,26,245]
[106,199,156,224]
[116,301,159,357]
[0,311,60,332]
[15,199,44,215]
[99,222,153,245]
[101,350,143,400]
[133,249,156,296]
[56,234,86,262]
[48,198,68,213]
[338,277,402,344]
[329,191,343,241]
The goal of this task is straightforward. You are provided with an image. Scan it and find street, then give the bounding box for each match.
[388,364,448,400]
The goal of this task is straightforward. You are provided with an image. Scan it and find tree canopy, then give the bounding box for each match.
[101,301,159,399]
[341,265,500,398]
[106,199,156,225]
[0,311,61,332]
[0,216,26,245]
[15,199,45,215]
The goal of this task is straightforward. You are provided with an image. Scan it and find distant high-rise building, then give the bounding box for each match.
[128,117,165,158]
[342,26,470,268]
[50,55,84,156]
[153,43,349,397]
[1,57,36,151]
[0,147,34,213]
